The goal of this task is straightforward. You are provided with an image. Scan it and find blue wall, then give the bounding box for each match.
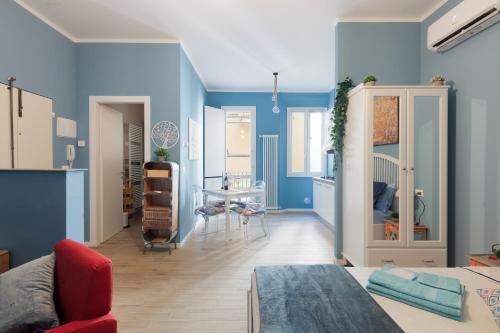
[179,48,207,240]
[335,22,421,85]
[206,92,330,209]
[334,22,421,260]
[420,0,500,265]
[76,43,182,240]
[0,170,85,267]
[335,4,500,265]
[0,0,77,167]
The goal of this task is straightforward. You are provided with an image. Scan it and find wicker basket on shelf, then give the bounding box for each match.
[142,161,179,254]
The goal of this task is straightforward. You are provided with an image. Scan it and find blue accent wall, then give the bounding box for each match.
[420,0,500,266]
[0,170,85,267]
[76,43,182,240]
[0,1,208,243]
[335,7,500,265]
[206,92,330,209]
[179,48,207,240]
[333,22,421,260]
[335,22,421,85]
[0,0,77,167]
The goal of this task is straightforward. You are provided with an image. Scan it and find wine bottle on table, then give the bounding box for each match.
[223,172,229,190]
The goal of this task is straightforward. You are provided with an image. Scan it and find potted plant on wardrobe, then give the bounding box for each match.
[431,75,446,86]
[154,148,169,162]
[363,75,377,86]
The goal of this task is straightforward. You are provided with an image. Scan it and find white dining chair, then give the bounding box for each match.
[232,180,270,244]
[192,185,225,235]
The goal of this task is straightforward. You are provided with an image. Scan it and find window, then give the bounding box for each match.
[221,106,256,188]
[287,107,328,177]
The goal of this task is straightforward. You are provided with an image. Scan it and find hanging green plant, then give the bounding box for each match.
[330,77,354,168]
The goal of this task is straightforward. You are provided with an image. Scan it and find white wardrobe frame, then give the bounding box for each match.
[342,85,448,267]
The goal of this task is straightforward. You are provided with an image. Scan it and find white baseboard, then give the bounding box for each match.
[84,241,98,248]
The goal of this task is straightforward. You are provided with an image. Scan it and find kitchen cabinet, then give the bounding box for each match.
[313,178,335,229]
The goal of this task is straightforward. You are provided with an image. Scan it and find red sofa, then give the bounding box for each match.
[49,239,117,333]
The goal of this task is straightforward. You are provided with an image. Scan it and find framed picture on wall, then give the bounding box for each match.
[373,96,399,146]
[189,118,201,160]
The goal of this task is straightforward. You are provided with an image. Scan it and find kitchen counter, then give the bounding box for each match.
[313,177,335,185]
[313,178,335,230]
[0,169,85,267]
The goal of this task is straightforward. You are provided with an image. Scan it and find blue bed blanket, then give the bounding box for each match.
[254,265,403,333]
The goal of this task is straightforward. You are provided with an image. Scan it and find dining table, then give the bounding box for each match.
[203,187,266,242]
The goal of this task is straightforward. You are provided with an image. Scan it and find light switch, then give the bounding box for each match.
[77,140,86,147]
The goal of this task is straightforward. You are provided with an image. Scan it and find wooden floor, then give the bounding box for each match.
[96,212,334,333]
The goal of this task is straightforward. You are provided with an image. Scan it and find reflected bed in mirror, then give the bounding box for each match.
[373,153,400,240]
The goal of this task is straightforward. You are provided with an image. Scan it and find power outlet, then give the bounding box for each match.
[415,189,424,197]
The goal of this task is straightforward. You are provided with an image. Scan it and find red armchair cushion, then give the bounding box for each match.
[54,240,113,323]
[48,314,117,333]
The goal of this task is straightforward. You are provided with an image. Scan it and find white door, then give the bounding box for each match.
[0,84,15,168]
[204,106,226,190]
[17,90,53,169]
[100,104,124,242]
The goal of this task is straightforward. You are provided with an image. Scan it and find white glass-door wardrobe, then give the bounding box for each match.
[342,85,447,267]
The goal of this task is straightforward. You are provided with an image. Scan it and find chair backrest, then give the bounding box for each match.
[252,180,266,207]
[227,172,252,190]
[54,239,112,323]
[192,184,207,210]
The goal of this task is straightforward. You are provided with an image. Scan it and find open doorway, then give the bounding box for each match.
[203,106,256,190]
[89,96,151,246]
[223,107,256,189]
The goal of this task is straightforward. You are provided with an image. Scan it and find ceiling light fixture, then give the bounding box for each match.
[272,72,280,114]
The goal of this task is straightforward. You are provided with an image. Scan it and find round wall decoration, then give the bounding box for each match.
[151,121,180,149]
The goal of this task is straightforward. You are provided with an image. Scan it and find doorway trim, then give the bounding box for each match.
[88,96,151,246]
[221,106,256,183]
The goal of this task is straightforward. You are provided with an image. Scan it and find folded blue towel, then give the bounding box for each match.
[417,272,462,294]
[382,264,418,281]
[369,270,463,309]
[367,282,465,321]
[367,268,465,321]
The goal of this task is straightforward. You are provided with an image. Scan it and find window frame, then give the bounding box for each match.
[286,107,328,177]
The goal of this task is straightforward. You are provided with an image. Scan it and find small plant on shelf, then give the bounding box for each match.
[431,75,446,86]
[154,148,169,161]
[363,75,377,86]
[390,212,399,221]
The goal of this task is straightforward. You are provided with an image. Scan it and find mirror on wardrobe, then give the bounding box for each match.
[412,96,441,242]
[371,95,400,241]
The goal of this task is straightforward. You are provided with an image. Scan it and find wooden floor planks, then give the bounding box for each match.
[95,212,334,332]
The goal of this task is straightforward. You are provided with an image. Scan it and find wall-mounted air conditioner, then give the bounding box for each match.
[428,0,500,52]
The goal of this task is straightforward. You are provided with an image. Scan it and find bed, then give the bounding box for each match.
[248,266,500,333]
[373,153,400,240]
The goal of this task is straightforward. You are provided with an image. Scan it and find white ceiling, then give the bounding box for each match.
[16,0,447,92]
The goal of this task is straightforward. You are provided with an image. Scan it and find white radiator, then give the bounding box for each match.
[261,135,279,210]
[129,124,143,209]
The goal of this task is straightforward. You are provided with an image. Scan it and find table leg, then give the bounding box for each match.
[225,197,231,242]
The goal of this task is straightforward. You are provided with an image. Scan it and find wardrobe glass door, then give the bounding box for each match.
[409,89,447,247]
[368,89,407,247]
